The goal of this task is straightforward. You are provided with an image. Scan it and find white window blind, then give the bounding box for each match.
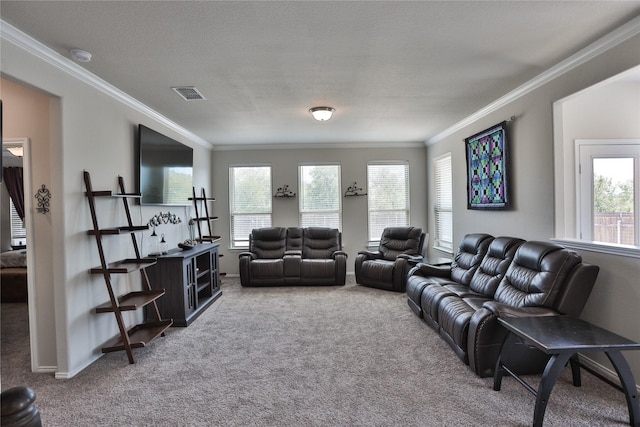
[229,165,272,248]
[367,162,409,243]
[10,198,26,241]
[434,154,453,252]
[299,164,341,229]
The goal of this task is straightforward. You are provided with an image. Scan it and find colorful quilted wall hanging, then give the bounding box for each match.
[465,121,510,210]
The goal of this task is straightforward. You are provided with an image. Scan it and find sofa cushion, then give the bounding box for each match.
[378,227,423,261]
[449,233,493,285]
[493,241,582,308]
[468,236,524,297]
[302,227,340,259]
[250,259,284,278]
[251,227,287,259]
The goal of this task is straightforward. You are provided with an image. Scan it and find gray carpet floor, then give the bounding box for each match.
[1,276,633,426]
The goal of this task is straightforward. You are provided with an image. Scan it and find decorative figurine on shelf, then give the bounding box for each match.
[344,182,367,197]
[274,185,296,198]
[148,227,161,256]
[160,234,169,255]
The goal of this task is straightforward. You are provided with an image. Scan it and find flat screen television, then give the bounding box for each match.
[137,124,193,205]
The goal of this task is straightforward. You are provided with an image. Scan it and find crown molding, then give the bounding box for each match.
[212,140,426,151]
[0,20,212,149]
[426,15,640,145]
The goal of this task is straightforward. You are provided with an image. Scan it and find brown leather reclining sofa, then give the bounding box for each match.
[239,227,347,286]
[406,233,600,377]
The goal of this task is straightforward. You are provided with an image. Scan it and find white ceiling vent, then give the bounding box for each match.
[172,86,206,101]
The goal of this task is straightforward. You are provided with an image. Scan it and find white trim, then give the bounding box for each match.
[54,354,102,379]
[551,238,640,259]
[213,141,426,151]
[579,354,640,394]
[0,20,212,150]
[4,137,43,372]
[426,15,640,145]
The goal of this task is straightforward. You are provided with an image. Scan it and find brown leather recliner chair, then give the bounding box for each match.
[355,226,426,292]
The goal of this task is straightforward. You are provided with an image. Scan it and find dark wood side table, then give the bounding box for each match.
[493,316,640,427]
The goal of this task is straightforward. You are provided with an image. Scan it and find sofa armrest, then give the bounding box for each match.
[397,254,423,262]
[411,263,451,278]
[284,250,302,256]
[238,252,256,260]
[357,250,383,259]
[482,301,560,318]
[332,250,348,260]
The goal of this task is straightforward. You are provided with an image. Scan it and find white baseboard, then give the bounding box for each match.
[579,354,640,393]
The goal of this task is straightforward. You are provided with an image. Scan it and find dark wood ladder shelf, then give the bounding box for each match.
[84,171,173,364]
[190,187,225,276]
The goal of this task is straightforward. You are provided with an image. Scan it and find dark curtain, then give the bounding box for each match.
[3,167,24,220]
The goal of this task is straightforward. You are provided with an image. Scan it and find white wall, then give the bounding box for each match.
[1,40,212,377]
[1,76,57,370]
[212,145,428,275]
[426,34,640,380]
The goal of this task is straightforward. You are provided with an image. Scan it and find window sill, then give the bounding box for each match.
[551,238,640,259]
[433,245,453,256]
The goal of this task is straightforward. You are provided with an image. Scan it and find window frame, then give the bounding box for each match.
[575,139,640,246]
[366,161,410,245]
[433,153,453,254]
[228,164,273,249]
[298,163,342,230]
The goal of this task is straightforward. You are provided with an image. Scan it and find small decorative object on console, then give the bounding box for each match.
[178,240,197,250]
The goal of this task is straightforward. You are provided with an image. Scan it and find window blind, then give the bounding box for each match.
[434,154,453,252]
[229,166,272,247]
[367,162,409,242]
[299,164,341,229]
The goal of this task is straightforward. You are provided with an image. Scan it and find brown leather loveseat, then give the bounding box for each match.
[239,227,347,286]
[406,233,599,377]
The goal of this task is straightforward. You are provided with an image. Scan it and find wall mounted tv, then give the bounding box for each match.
[137,124,193,206]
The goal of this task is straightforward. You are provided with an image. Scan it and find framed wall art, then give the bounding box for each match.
[465,121,510,210]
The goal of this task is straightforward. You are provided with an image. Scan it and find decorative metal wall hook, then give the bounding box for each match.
[344,182,367,197]
[34,184,51,213]
[274,185,296,198]
[148,211,182,227]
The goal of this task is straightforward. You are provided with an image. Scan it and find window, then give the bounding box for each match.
[10,198,26,243]
[434,153,453,252]
[229,165,272,248]
[299,164,341,229]
[367,162,409,243]
[577,140,639,246]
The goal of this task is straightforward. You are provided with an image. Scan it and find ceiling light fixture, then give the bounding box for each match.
[70,48,92,62]
[309,106,335,121]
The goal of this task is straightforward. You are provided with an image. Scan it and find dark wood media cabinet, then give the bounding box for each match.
[145,243,222,326]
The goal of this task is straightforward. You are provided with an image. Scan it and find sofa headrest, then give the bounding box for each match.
[302,227,341,259]
[250,227,287,258]
[468,237,524,297]
[379,227,424,260]
[286,227,303,251]
[487,236,525,259]
[459,233,494,254]
[494,241,582,308]
[513,241,565,271]
[450,233,493,286]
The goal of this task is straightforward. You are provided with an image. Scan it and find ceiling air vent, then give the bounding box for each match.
[172,86,206,101]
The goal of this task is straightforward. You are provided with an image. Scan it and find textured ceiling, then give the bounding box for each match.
[1,1,639,148]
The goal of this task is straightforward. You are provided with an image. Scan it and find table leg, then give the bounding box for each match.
[606,351,640,427]
[569,354,581,387]
[493,332,510,391]
[533,352,573,427]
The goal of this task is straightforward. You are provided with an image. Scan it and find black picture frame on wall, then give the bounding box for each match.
[464,121,510,210]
